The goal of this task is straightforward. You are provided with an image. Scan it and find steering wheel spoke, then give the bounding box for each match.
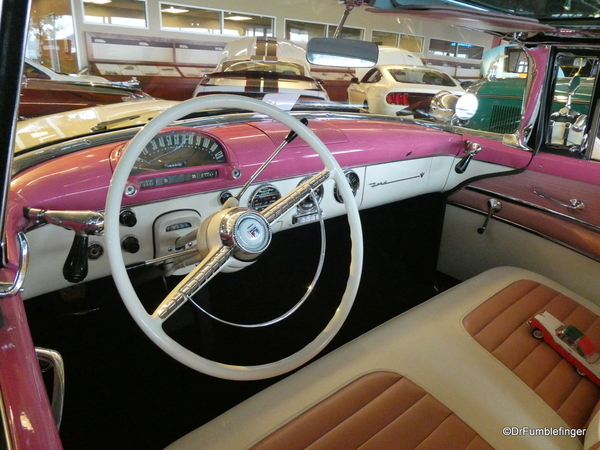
[262,169,330,224]
[154,245,233,320]
[105,94,362,380]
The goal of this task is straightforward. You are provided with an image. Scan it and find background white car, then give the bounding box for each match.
[347,64,465,116]
[193,37,329,102]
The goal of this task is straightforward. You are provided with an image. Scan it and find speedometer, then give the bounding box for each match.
[131,128,227,175]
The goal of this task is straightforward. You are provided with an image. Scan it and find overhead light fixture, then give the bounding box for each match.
[225,15,253,21]
[161,6,189,14]
[84,0,112,4]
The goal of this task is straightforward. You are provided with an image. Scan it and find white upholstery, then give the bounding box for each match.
[585,411,600,450]
[166,267,597,450]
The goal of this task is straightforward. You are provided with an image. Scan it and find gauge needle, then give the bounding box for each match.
[233,117,308,203]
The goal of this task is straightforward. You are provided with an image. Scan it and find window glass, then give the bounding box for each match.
[546,54,599,155]
[372,30,398,46]
[463,52,531,136]
[223,12,274,37]
[506,48,528,74]
[389,68,456,87]
[285,20,326,43]
[456,43,483,59]
[399,35,423,53]
[221,61,305,76]
[29,0,77,73]
[364,69,381,83]
[428,39,455,57]
[327,25,363,40]
[160,4,220,34]
[429,38,483,60]
[83,0,147,28]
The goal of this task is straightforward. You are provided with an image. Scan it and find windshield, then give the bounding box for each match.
[17,0,533,157]
[440,0,600,21]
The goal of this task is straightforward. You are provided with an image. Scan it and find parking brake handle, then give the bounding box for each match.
[24,208,104,283]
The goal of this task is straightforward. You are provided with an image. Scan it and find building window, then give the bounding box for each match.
[429,38,483,60]
[372,30,398,46]
[326,25,363,40]
[455,42,483,59]
[161,5,273,37]
[223,12,274,37]
[30,0,78,73]
[160,4,220,34]
[506,48,528,73]
[83,0,148,28]
[399,34,423,54]
[285,20,327,42]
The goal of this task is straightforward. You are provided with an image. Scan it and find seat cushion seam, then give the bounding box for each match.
[304,377,428,450]
[354,393,452,450]
[473,287,557,353]
[411,413,462,450]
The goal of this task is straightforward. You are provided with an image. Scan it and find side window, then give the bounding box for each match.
[545,54,599,157]
[448,44,530,136]
[362,69,381,84]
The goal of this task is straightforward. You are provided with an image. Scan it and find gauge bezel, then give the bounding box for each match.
[334,170,360,203]
[249,184,282,212]
[296,177,324,214]
[131,127,228,176]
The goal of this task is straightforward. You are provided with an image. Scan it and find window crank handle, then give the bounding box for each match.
[477,198,502,234]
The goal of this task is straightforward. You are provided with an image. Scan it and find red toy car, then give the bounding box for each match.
[528,311,600,385]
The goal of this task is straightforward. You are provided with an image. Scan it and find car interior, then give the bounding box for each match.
[5,1,600,450]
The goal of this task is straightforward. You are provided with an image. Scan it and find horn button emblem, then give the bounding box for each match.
[233,212,271,254]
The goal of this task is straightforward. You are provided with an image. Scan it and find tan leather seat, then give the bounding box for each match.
[464,280,600,435]
[166,268,600,450]
[250,371,493,450]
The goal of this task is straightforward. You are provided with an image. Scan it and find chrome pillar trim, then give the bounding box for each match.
[0,389,13,450]
[0,232,28,297]
[35,347,65,429]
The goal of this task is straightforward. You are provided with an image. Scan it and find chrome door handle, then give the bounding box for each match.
[533,190,585,211]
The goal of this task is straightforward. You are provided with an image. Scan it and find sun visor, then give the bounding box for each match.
[365,4,555,35]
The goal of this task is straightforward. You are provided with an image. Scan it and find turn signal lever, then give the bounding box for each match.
[455,141,482,174]
[24,208,105,283]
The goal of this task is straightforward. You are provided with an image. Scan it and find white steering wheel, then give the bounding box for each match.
[105,94,363,380]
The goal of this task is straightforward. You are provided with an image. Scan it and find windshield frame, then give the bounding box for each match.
[0,0,31,252]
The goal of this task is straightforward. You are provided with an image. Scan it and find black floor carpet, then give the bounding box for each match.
[25,193,454,450]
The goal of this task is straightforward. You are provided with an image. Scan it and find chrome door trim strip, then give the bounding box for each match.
[463,185,600,232]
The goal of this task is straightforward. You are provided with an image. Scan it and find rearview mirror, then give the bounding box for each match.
[306,38,378,68]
